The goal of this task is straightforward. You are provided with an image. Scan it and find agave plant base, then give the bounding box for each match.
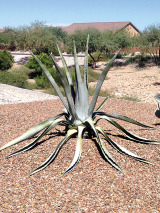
[1,36,159,176]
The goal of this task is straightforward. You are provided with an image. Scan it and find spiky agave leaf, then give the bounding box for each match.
[85,118,122,172]
[93,111,154,129]
[29,51,69,112]
[73,41,89,121]
[96,115,160,144]
[56,45,76,102]
[30,129,77,176]
[96,126,153,165]
[89,49,121,116]
[32,52,79,123]
[0,113,65,151]
[84,34,89,101]
[6,118,67,158]
[63,126,85,175]
[96,97,109,112]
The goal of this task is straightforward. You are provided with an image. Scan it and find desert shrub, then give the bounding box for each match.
[125,56,137,65]
[26,53,53,74]
[116,53,123,59]
[137,54,151,67]
[35,66,101,90]
[0,71,28,88]
[88,52,111,63]
[126,54,152,67]
[8,65,33,77]
[138,60,146,68]
[0,50,14,71]
[35,67,61,89]
[69,66,101,84]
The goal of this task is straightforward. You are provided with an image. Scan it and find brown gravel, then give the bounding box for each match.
[0,98,160,212]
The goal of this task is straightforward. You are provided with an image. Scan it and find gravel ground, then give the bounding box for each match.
[0,98,160,212]
[90,65,160,104]
[0,83,58,104]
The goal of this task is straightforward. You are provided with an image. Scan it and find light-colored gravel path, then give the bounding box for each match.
[0,83,58,104]
[90,64,160,104]
[0,64,160,105]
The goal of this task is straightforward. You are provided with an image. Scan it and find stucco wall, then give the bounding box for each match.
[125,24,140,37]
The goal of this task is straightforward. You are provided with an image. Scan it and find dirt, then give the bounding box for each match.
[10,61,160,105]
[90,63,160,104]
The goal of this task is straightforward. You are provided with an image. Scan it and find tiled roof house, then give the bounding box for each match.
[0,29,5,33]
[62,21,140,36]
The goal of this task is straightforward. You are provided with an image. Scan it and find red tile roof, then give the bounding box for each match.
[0,29,5,33]
[62,21,139,34]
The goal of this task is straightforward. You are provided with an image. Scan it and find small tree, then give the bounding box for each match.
[137,24,160,65]
[0,28,17,50]
[0,50,14,71]
[66,28,102,68]
[66,29,132,68]
[100,30,132,56]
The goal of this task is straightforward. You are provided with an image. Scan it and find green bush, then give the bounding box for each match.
[0,71,28,88]
[35,66,100,90]
[35,67,61,89]
[126,56,137,65]
[8,65,33,77]
[126,54,152,67]
[69,66,101,84]
[88,52,111,63]
[0,50,14,71]
[26,53,53,74]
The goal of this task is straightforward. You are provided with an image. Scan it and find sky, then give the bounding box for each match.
[0,0,160,31]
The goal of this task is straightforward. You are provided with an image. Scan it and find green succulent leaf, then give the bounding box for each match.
[154,94,160,102]
[30,129,77,176]
[89,49,121,116]
[96,97,109,112]
[73,41,89,120]
[6,119,65,158]
[98,132,123,172]
[63,126,85,175]
[94,112,154,129]
[97,115,160,144]
[29,51,69,111]
[85,119,122,172]
[50,53,78,122]
[96,126,153,165]
[56,44,76,101]
[0,114,65,151]
[84,34,89,101]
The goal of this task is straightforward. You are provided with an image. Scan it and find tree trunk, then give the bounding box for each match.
[89,52,96,69]
[89,52,102,69]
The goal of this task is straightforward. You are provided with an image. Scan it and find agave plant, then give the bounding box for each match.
[154,94,160,118]
[1,36,159,176]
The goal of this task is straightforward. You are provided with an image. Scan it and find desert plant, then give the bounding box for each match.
[154,94,160,118]
[0,50,14,70]
[8,65,33,76]
[0,36,159,176]
[35,67,61,89]
[0,71,28,88]
[26,53,53,74]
